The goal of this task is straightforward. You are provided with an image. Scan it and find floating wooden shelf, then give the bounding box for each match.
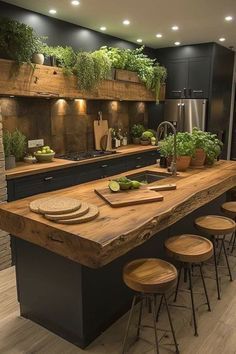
[0,59,165,101]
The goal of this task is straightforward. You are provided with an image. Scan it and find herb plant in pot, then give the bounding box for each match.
[140,130,154,145]
[191,128,207,168]
[3,129,26,170]
[204,132,223,166]
[130,124,145,144]
[159,132,194,171]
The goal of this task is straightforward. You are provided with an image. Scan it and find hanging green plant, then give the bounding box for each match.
[43,45,76,75]
[91,50,112,82]
[74,52,96,91]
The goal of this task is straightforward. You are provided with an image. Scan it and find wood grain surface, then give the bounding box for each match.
[165,234,213,263]
[5,145,158,180]
[123,258,177,293]
[0,161,236,268]
[94,187,163,207]
[0,59,166,101]
[195,215,236,235]
[221,201,236,218]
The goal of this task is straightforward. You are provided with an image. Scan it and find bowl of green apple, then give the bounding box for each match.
[34,146,55,162]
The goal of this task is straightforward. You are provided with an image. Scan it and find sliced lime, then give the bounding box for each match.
[131,180,141,189]
[109,180,120,192]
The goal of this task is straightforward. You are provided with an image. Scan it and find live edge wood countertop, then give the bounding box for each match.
[5,145,158,180]
[0,160,236,268]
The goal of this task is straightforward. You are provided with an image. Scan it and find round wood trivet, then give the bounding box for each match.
[29,197,52,214]
[44,202,89,221]
[38,197,81,215]
[56,204,99,224]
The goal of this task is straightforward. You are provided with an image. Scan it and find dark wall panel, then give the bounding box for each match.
[0,1,156,57]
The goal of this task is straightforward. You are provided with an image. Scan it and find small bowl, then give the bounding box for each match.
[34,152,55,162]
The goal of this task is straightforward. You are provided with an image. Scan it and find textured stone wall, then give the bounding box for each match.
[1,98,149,154]
[0,105,11,270]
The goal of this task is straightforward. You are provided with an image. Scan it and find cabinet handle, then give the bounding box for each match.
[188,88,192,97]
[193,90,203,93]
[48,235,64,243]
[101,164,108,168]
[183,88,187,97]
[44,176,54,181]
[136,156,142,160]
[135,165,142,168]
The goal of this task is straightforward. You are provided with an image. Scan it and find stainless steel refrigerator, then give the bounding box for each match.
[164,99,207,132]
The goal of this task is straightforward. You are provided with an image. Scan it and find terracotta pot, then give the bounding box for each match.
[32,53,45,65]
[176,156,191,172]
[190,148,206,168]
[132,137,140,145]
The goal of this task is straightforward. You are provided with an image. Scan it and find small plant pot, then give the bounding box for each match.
[132,137,141,145]
[5,155,16,170]
[140,139,150,146]
[205,158,216,166]
[190,148,206,168]
[176,156,191,172]
[32,53,45,65]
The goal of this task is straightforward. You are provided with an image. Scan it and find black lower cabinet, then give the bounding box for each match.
[7,151,160,201]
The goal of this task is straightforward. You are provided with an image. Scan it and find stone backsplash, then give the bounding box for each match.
[1,97,149,154]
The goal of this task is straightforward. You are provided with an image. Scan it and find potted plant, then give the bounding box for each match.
[204,132,223,165]
[130,124,145,144]
[191,128,207,167]
[43,45,77,74]
[91,50,112,82]
[140,130,154,145]
[3,129,26,170]
[0,18,46,65]
[31,36,48,65]
[159,132,194,171]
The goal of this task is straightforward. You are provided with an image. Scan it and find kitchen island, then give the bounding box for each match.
[0,161,235,347]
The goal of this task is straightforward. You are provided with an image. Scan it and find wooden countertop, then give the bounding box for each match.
[5,145,158,180]
[0,160,236,268]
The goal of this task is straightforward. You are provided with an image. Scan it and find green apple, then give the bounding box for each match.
[49,149,54,153]
[36,150,42,154]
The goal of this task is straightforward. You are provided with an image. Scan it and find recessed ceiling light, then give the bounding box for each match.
[100,26,107,31]
[156,33,163,38]
[123,19,130,25]
[49,9,57,14]
[172,25,179,31]
[137,39,143,43]
[225,15,233,21]
[174,41,181,46]
[71,0,80,5]
[219,37,226,42]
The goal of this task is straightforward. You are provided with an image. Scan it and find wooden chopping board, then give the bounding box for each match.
[95,188,163,208]
[94,119,108,150]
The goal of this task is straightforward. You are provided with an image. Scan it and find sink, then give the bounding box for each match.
[126,170,171,184]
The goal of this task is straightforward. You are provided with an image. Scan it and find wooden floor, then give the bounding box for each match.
[1,252,236,354]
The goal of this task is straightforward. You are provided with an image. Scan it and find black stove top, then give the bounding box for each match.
[56,150,117,161]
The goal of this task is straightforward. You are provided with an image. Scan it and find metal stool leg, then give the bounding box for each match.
[151,294,160,354]
[199,263,211,311]
[156,294,163,322]
[136,297,143,340]
[231,231,236,253]
[188,266,198,336]
[163,294,179,354]
[222,236,233,281]
[212,236,221,300]
[122,295,137,354]
[174,266,182,302]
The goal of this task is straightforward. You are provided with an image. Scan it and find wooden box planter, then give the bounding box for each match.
[115,69,140,83]
[0,59,165,102]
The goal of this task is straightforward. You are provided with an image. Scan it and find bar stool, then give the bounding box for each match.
[122,258,179,354]
[195,215,236,300]
[165,234,213,337]
[221,202,236,253]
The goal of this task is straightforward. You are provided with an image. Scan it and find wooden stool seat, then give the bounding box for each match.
[165,234,213,263]
[195,215,236,236]
[221,202,236,219]
[123,258,177,294]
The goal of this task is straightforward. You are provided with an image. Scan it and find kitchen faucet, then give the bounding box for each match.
[157,121,177,176]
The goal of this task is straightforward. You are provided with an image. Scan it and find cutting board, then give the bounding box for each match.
[95,188,163,207]
[94,119,108,150]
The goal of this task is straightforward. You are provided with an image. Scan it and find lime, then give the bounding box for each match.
[131,180,141,189]
[109,180,120,192]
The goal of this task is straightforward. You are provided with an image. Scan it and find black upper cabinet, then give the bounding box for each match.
[187,57,211,98]
[165,56,211,99]
[165,60,188,98]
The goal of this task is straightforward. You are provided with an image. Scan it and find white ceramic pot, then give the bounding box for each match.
[32,53,45,65]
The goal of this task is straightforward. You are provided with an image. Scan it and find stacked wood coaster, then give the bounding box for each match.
[29,197,99,224]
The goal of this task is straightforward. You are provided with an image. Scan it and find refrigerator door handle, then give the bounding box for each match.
[188,88,192,97]
[183,88,187,98]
